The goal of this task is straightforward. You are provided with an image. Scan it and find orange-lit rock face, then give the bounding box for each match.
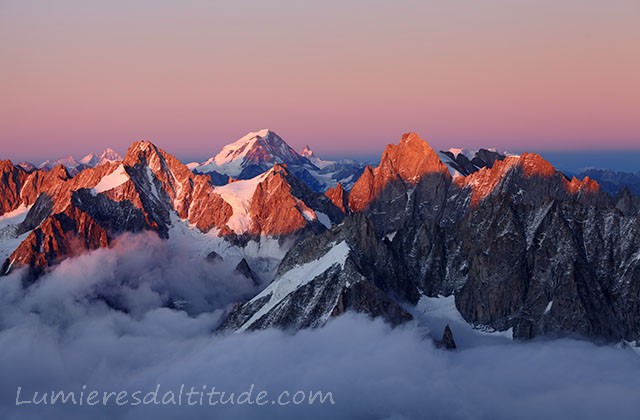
[7,162,120,214]
[348,166,376,213]
[348,133,450,212]
[518,153,557,178]
[19,165,71,207]
[10,204,110,272]
[188,182,233,233]
[0,160,28,215]
[123,141,232,231]
[379,132,450,183]
[248,164,312,236]
[456,153,601,207]
[454,156,520,207]
[5,162,142,274]
[567,176,600,195]
[325,182,348,213]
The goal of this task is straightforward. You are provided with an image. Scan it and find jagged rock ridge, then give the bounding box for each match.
[222,132,640,343]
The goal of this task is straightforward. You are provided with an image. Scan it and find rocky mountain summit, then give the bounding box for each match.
[2,132,640,344]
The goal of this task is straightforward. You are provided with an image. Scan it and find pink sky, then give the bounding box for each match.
[1,0,639,162]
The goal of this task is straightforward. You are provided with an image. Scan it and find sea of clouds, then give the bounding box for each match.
[1,232,639,420]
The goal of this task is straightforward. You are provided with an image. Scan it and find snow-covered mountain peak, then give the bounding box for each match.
[37,148,122,175]
[16,162,36,172]
[79,153,97,166]
[447,148,473,159]
[123,141,159,164]
[192,129,312,180]
[39,156,80,171]
[253,128,272,138]
[190,131,366,192]
[98,148,121,162]
[301,145,314,158]
[129,140,156,152]
[80,148,122,167]
[213,129,271,167]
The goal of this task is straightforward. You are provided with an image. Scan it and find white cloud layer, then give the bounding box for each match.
[1,233,639,420]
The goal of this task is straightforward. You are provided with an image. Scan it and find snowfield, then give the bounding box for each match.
[213,170,271,233]
[92,164,130,194]
[237,241,351,332]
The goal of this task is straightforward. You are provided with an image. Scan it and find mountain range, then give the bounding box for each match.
[1,131,640,345]
[25,148,123,175]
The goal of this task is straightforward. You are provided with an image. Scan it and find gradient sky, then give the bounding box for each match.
[1,0,639,163]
